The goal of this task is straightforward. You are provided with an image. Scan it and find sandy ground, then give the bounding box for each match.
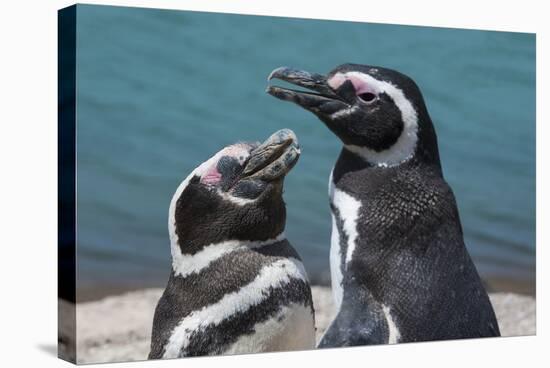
[61,287,536,364]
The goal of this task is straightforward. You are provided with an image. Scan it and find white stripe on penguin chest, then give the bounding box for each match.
[224,303,315,354]
[328,171,362,309]
[162,258,311,358]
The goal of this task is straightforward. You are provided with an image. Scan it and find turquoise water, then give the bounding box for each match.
[74,5,535,291]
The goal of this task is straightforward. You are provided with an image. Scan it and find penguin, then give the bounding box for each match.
[266,64,500,347]
[148,129,316,359]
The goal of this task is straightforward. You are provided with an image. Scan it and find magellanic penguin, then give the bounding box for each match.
[267,65,500,347]
[149,129,315,358]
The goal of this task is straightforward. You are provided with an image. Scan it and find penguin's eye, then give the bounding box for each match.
[358,92,377,103]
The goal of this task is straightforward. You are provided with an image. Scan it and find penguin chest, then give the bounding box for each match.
[224,302,315,354]
[328,171,362,310]
[160,254,315,357]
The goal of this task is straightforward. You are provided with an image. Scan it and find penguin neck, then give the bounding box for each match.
[169,234,287,278]
[341,112,442,170]
[332,147,396,186]
[335,143,442,182]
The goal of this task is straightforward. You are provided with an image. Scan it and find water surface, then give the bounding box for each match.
[74,5,536,295]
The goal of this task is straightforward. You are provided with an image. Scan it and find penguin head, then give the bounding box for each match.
[169,129,300,255]
[267,64,440,168]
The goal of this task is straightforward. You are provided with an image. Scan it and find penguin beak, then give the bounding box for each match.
[266,67,348,115]
[241,129,300,182]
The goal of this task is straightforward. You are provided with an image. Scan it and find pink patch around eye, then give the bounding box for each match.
[327,73,376,95]
[327,74,347,90]
[201,165,222,185]
[199,144,250,185]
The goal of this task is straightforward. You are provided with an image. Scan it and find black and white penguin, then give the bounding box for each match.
[148,129,315,358]
[267,65,500,346]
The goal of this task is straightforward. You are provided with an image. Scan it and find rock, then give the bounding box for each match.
[311,286,336,341]
[489,292,536,336]
[73,289,161,363]
[65,287,535,364]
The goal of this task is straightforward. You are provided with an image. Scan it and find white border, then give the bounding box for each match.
[0,1,547,367]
